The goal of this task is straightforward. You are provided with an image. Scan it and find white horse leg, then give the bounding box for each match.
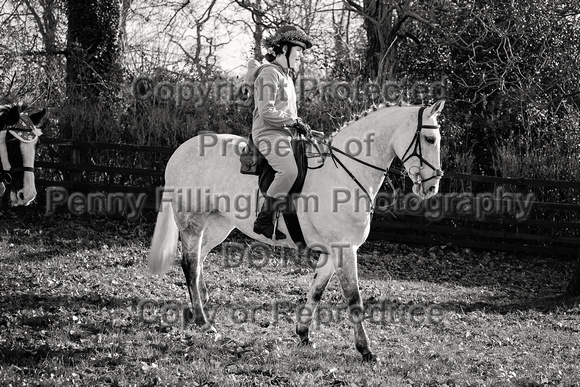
[181,213,233,331]
[296,252,336,345]
[336,246,375,361]
[180,222,213,331]
[198,213,234,305]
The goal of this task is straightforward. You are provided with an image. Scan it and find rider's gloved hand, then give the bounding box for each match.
[293,117,311,135]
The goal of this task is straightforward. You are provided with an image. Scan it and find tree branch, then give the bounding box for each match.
[164,0,190,31]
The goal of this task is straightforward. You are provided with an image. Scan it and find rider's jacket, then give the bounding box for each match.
[244,60,297,139]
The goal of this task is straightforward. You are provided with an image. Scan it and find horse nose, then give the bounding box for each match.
[426,185,437,197]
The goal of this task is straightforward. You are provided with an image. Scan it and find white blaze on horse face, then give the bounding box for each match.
[0,131,9,170]
[13,139,37,206]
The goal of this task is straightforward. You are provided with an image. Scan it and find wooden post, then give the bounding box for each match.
[565,255,580,296]
[71,146,81,183]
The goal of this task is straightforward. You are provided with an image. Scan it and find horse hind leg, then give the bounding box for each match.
[296,252,336,346]
[180,223,212,331]
[197,213,234,305]
[181,213,233,332]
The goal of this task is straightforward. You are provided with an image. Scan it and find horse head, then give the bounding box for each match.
[394,99,445,199]
[0,100,45,206]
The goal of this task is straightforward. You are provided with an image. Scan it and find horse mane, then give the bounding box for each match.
[328,101,430,138]
[0,97,31,114]
[330,102,405,138]
[0,97,18,112]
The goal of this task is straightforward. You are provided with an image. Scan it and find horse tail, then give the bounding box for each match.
[148,196,179,275]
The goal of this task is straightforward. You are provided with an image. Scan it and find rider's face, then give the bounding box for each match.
[287,46,303,71]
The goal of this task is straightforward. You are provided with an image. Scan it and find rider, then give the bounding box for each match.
[244,25,313,240]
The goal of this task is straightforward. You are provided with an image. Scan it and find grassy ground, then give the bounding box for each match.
[1,207,579,386]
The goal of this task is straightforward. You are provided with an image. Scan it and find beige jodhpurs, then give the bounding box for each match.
[253,131,298,198]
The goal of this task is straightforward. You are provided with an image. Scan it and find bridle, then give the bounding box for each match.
[0,126,37,191]
[400,106,444,185]
[326,106,443,211]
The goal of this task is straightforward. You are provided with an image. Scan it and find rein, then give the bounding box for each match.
[327,106,442,212]
[329,145,389,212]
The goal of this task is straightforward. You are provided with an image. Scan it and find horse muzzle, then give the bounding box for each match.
[410,167,443,199]
[9,187,36,206]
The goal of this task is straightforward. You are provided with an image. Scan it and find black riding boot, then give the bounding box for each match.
[253,196,287,240]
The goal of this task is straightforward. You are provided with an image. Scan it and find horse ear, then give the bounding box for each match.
[29,108,46,125]
[1,106,20,127]
[427,99,445,118]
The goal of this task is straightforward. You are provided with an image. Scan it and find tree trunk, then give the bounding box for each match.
[118,0,131,58]
[23,0,66,101]
[362,0,381,80]
[65,0,122,101]
[253,15,264,62]
[358,0,398,82]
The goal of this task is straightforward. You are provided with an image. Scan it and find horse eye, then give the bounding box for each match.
[425,136,436,145]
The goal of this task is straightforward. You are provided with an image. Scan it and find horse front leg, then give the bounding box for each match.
[336,246,375,361]
[296,252,336,345]
[180,227,216,333]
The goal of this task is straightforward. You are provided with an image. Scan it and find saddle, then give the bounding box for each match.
[240,133,326,247]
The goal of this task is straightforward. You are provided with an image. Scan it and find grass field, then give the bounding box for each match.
[1,207,579,386]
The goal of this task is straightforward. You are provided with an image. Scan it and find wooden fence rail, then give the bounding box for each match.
[33,137,580,257]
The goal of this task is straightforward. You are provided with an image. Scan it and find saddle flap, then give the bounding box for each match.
[239,134,265,175]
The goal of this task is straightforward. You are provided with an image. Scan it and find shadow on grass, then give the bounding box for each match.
[0,344,94,368]
[0,293,141,314]
[0,206,155,262]
[3,207,577,317]
[437,293,580,316]
[358,240,579,315]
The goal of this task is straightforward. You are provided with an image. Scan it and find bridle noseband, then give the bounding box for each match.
[1,170,12,185]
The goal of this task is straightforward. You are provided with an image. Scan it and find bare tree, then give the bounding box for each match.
[21,0,65,60]
[0,0,66,100]
[232,0,324,61]
[123,0,230,79]
[118,0,132,55]
[171,0,220,77]
[343,0,442,81]
[328,0,361,79]
[233,0,278,61]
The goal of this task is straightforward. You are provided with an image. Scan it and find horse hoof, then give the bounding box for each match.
[297,337,311,347]
[183,308,209,326]
[202,324,217,334]
[362,352,377,362]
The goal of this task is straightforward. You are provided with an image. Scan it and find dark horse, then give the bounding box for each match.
[0,99,45,206]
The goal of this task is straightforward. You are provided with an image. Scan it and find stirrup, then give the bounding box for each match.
[253,221,286,240]
[253,195,287,240]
